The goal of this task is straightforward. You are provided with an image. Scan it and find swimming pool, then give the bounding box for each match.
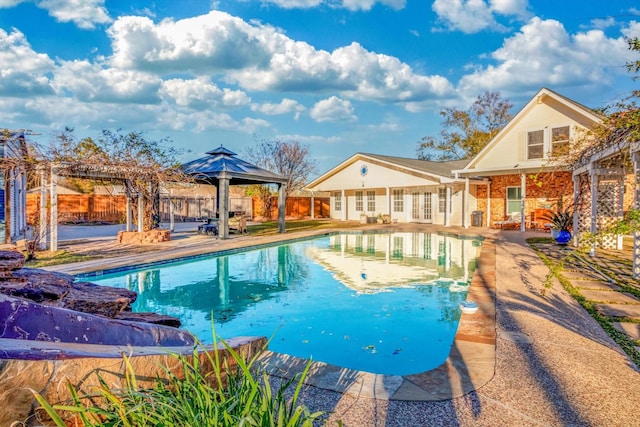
[89,232,483,375]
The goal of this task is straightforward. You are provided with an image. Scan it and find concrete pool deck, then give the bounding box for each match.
[41,224,640,426]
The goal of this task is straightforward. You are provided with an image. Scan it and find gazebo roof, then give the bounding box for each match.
[181,145,287,185]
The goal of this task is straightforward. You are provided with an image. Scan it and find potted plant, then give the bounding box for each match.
[545,208,573,245]
[377,213,384,224]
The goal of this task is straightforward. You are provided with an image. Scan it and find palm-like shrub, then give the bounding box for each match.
[34,335,326,427]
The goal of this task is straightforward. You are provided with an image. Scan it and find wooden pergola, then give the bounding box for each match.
[572,140,639,278]
[39,163,148,251]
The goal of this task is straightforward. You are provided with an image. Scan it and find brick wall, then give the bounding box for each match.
[484,172,573,225]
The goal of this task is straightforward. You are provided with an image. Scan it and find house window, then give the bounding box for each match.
[552,126,570,154]
[438,188,447,213]
[333,191,341,211]
[527,130,544,160]
[506,187,521,214]
[393,189,404,212]
[367,190,375,212]
[355,191,363,212]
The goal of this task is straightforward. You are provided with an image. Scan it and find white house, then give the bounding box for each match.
[305,153,482,226]
[1,130,28,244]
[454,87,604,230]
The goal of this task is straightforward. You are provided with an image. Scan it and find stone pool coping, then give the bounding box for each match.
[41,225,497,402]
[257,236,496,401]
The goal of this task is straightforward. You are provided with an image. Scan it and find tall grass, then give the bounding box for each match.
[33,333,327,426]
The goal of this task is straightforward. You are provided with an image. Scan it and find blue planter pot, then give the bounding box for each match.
[555,229,572,245]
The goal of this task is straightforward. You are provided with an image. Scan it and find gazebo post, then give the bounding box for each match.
[278,183,286,233]
[219,173,230,239]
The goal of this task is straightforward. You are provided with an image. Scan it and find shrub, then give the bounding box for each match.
[33,334,326,426]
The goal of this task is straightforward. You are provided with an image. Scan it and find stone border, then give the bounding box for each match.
[0,336,266,426]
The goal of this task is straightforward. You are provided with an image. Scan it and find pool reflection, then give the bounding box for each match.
[89,232,483,375]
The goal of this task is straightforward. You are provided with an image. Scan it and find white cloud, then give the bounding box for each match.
[458,17,637,95]
[432,0,529,33]
[107,11,454,104]
[310,96,356,122]
[0,0,111,29]
[162,77,250,109]
[239,0,405,11]
[108,12,272,73]
[53,59,162,103]
[340,0,405,11]
[251,98,305,119]
[0,28,55,96]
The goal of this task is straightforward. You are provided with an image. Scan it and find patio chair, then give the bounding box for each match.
[197,218,219,236]
[494,212,522,229]
[228,214,247,234]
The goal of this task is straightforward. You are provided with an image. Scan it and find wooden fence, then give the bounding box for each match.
[26,194,328,224]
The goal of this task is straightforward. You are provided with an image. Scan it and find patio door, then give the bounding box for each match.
[412,192,420,220]
[411,192,433,222]
[423,192,432,222]
[506,187,522,214]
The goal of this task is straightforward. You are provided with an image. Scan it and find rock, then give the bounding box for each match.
[3,268,73,302]
[4,269,137,317]
[0,259,184,337]
[0,294,194,347]
[117,229,171,244]
[0,251,25,276]
[53,281,137,318]
[115,311,182,328]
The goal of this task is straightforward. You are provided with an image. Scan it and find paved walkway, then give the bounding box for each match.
[42,226,640,426]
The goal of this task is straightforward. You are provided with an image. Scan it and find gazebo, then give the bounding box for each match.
[181,146,288,239]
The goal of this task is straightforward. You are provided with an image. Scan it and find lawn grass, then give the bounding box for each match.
[23,250,97,268]
[246,219,345,236]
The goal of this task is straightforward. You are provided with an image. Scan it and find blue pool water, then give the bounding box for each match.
[88,232,482,375]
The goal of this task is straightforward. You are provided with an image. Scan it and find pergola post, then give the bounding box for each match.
[278,183,286,233]
[49,166,58,252]
[137,192,144,234]
[39,167,47,250]
[590,166,598,256]
[169,189,175,232]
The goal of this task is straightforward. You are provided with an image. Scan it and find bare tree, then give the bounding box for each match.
[246,139,316,197]
[245,139,316,219]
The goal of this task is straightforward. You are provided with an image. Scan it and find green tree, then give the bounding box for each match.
[417,91,513,161]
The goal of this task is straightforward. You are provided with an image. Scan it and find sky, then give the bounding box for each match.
[1,0,639,177]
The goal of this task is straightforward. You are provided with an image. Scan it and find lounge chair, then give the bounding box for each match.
[494,212,522,229]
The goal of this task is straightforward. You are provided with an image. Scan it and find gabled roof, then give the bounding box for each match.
[306,152,469,189]
[456,87,603,175]
[363,153,469,179]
